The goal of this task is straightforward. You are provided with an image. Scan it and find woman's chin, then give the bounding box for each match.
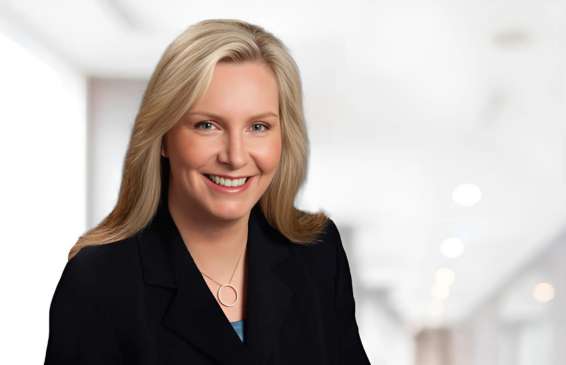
[206,202,252,221]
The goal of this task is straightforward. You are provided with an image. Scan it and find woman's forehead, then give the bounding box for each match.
[188,62,279,118]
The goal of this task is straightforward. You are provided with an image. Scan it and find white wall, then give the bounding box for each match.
[0,18,86,365]
[340,224,415,365]
[87,78,146,227]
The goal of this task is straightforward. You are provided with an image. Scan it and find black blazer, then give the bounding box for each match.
[44,199,371,365]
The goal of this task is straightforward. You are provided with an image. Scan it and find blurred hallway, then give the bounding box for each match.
[1,1,566,364]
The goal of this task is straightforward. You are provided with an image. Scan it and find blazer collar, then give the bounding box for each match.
[137,198,296,364]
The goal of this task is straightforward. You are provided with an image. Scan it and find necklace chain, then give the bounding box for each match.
[192,240,246,307]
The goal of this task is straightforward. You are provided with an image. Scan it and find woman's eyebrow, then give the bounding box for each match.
[187,111,279,120]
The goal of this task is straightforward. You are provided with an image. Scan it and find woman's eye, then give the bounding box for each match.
[195,121,217,130]
[194,121,271,133]
[252,122,270,133]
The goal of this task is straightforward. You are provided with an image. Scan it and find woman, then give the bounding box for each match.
[44,19,371,364]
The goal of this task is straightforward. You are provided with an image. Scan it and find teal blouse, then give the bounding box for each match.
[230,319,244,342]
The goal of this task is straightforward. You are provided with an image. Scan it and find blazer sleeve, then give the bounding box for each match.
[44,249,122,365]
[330,220,372,364]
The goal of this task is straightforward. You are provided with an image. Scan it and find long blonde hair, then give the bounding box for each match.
[69,19,330,261]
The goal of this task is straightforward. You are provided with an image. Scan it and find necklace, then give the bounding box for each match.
[193,241,246,307]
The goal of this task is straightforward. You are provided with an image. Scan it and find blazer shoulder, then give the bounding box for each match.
[296,216,341,252]
[60,237,140,292]
[291,217,342,280]
[70,236,138,268]
[46,240,136,364]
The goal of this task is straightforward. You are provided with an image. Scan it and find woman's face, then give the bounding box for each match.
[162,61,282,222]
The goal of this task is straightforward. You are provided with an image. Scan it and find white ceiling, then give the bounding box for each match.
[3,0,566,329]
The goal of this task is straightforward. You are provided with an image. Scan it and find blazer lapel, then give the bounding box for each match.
[242,202,295,362]
[137,199,295,364]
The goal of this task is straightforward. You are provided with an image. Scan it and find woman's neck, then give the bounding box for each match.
[167,193,250,276]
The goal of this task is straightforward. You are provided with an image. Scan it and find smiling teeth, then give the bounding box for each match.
[206,175,248,187]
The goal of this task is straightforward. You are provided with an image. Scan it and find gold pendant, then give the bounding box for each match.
[217,283,238,307]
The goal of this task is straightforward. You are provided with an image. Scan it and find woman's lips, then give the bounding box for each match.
[202,173,254,193]
[203,173,250,179]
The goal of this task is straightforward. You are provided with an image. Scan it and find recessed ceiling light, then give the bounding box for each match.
[440,237,465,258]
[532,282,555,303]
[435,267,456,287]
[452,183,482,207]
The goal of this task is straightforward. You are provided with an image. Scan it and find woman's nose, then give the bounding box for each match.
[218,132,248,169]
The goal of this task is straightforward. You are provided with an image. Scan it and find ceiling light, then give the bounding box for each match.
[452,183,482,207]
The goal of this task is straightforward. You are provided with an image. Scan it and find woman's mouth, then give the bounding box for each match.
[202,173,253,192]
